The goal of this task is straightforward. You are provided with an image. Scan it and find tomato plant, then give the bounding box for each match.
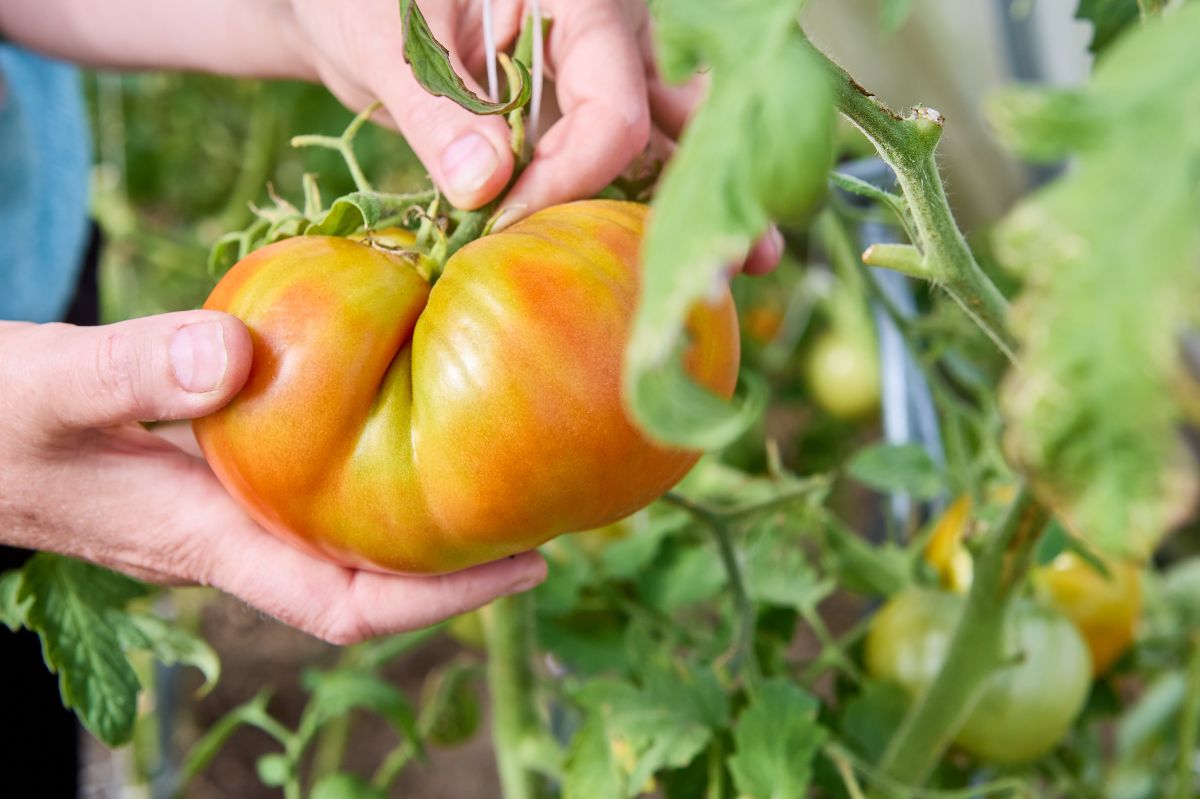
[923,491,1144,675]
[195,201,739,574]
[5,2,1200,798]
[866,587,1092,765]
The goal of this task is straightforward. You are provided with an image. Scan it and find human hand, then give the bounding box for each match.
[0,313,546,643]
[287,0,781,272]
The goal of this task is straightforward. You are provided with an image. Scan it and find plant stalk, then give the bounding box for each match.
[810,44,1016,360]
[875,485,1047,789]
[484,594,548,799]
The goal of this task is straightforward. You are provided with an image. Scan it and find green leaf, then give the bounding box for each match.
[305,192,383,237]
[743,516,834,612]
[627,361,768,450]
[627,1,834,448]
[182,692,277,783]
[399,0,530,115]
[119,613,220,696]
[820,516,908,597]
[846,443,945,500]
[419,663,482,746]
[563,711,623,799]
[207,231,243,279]
[1075,0,1140,54]
[575,652,729,797]
[992,6,1200,558]
[0,568,29,631]
[1116,670,1186,759]
[839,680,911,762]
[599,508,690,580]
[301,668,417,744]
[1032,518,1071,566]
[728,680,826,799]
[637,540,726,612]
[312,773,389,799]
[18,554,149,746]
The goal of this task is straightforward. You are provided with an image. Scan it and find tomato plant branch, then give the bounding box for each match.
[484,594,550,799]
[290,101,381,193]
[808,44,1016,361]
[1174,634,1200,799]
[662,492,763,695]
[875,485,1048,789]
[825,743,1027,798]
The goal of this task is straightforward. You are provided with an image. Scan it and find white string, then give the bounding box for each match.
[529,0,544,148]
[482,0,499,102]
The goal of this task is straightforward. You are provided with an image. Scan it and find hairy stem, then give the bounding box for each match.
[484,594,548,799]
[809,44,1016,360]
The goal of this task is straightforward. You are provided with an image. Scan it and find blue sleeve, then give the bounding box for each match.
[0,46,91,323]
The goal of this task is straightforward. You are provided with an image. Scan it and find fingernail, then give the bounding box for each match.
[504,564,546,595]
[490,205,526,233]
[171,321,228,393]
[441,132,499,200]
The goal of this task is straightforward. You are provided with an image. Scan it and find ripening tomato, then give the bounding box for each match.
[195,200,740,574]
[1033,553,1142,675]
[865,587,1091,765]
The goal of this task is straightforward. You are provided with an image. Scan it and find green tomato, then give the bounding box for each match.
[751,38,834,226]
[804,329,881,420]
[865,587,1092,765]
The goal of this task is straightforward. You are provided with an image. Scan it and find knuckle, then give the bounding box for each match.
[89,328,152,421]
[314,575,379,645]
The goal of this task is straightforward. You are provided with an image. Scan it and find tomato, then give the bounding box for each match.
[923,492,1143,675]
[1033,553,1142,675]
[865,587,1091,765]
[752,38,834,226]
[194,200,740,574]
[803,328,880,420]
[743,304,785,344]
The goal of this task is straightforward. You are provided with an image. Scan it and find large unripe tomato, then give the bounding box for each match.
[194,200,740,574]
[865,587,1091,765]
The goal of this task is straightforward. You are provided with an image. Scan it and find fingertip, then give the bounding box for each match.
[212,312,253,396]
[743,227,784,276]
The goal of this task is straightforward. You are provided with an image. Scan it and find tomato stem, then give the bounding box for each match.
[874,484,1047,790]
[483,593,550,799]
[662,492,763,697]
[809,43,1016,362]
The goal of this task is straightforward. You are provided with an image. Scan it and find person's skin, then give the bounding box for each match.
[0,0,780,643]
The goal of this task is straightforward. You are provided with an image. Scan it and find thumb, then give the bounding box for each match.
[37,311,252,431]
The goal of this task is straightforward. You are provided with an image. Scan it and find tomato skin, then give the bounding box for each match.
[1033,553,1142,675]
[803,329,880,420]
[865,587,1092,765]
[194,200,740,574]
[752,39,834,226]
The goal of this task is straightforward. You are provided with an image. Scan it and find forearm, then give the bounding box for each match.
[0,0,315,81]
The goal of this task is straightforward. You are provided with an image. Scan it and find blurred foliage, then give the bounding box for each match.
[85,73,426,321]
